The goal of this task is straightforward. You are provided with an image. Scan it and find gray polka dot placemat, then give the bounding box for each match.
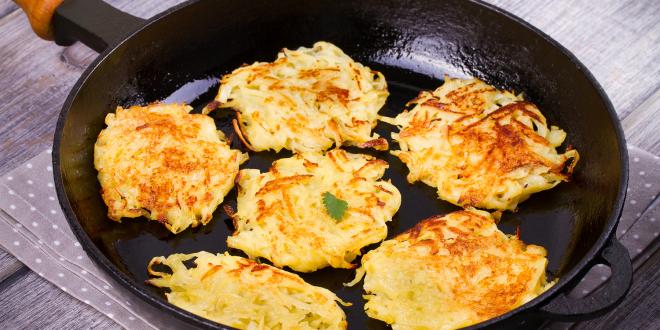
[0,145,658,329]
[0,150,192,330]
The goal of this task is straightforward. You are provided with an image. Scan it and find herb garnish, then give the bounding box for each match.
[322,192,348,221]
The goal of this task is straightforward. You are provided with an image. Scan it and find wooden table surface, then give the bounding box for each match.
[1,0,658,329]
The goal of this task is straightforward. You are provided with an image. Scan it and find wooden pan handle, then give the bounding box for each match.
[14,0,65,40]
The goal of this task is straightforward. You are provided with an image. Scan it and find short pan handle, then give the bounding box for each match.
[536,237,632,321]
[15,0,145,52]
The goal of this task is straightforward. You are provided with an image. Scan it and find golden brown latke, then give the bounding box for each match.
[385,76,579,210]
[226,149,401,272]
[204,41,389,153]
[148,252,347,329]
[94,103,247,234]
[348,209,552,330]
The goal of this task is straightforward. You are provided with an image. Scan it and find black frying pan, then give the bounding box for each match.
[16,0,633,328]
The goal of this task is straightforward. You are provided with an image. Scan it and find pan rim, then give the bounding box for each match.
[52,0,629,328]
[458,1,629,327]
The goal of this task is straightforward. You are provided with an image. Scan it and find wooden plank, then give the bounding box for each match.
[486,0,660,123]
[0,0,186,176]
[0,247,22,284]
[0,0,17,20]
[0,269,120,330]
[622,88,660,155]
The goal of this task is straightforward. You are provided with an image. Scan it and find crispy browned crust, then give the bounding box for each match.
[94,104,246,234]
[227,149,401,272]
[210,42,389,153]
[391,77,579,210]
[357,209,550,328]
[396,211,545,317]
[452,102,574,206]
[358,137,389,151]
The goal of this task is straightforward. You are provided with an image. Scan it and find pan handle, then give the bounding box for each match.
[535,237,632,321]
[14,0,145,52]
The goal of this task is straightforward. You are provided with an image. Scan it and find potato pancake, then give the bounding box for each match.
[227,149,401,272]
[348,209,552,330]
[386,76,579,210]
[94,103,247,234]
[204,41,389,153]
[148,252,347,329]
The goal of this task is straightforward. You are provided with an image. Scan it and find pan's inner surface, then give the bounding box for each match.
[57,0,623,328]
[100,64,576,330]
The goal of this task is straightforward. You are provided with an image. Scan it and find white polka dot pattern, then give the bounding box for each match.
[0,148,184,327]
[567,145,660,299]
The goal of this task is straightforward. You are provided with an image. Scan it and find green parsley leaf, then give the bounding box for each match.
[322,192,348,221]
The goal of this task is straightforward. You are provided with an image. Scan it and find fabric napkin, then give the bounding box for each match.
[0,149,193,330]
[0,145,658,329]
